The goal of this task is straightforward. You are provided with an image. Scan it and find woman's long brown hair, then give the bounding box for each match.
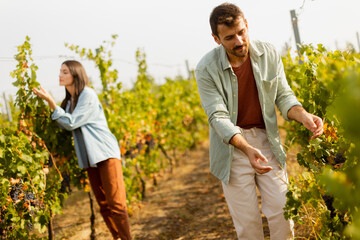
[60,60,89,111]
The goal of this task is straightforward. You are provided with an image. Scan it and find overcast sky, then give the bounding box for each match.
[1,0,360,109]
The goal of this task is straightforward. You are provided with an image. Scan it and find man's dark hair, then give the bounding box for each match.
[210,3,245,37]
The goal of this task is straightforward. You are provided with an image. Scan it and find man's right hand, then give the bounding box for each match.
[230,133,272,174]
[243,146,272,174]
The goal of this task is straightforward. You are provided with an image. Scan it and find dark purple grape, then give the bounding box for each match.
[48,154,54,167]
[24,192,35,202]
[9,183,23,204]
[60,173,71,193]
[334,153,346,164]
[322,194,335,218]
[26,222,33,230]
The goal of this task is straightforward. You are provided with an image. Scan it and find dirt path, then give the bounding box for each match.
[53,140,275,239]
[129,141,238,240]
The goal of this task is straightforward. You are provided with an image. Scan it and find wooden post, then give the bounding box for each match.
[185,60,191,80]
[290,10,303,64]
[48,215,54,240]
[88,191,96,240]
[356,32,360,53]
[3,92,12,122]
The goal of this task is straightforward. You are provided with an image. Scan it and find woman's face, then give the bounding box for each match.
[59,64,74,87]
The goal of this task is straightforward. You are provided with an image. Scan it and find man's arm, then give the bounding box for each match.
[270,47,323,139]
[230,133,273,174]
[287,105,324,139]
[195,68,242,144]
[196,67,272,174]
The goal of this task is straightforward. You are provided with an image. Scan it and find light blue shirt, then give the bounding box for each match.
[51,87,120,168]
[195,40,301,184]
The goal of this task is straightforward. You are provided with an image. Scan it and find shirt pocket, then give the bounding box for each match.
[262,75,278,103]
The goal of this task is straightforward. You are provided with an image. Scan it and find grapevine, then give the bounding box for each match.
[283,44,360,239]
[1,35,208,239]
[65,37,208,205]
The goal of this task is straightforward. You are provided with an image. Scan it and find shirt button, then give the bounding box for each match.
[233,112,236,115]
[233,94,236,97]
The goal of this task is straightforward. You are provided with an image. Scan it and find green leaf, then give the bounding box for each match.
[315,149,323,158]
[11,216,20,222]
[1,178,9,186]
[17,165,27,174]
[22,154,33,162]
[34,221,47,233]
[31,68,37,82]
[0,134,5,143]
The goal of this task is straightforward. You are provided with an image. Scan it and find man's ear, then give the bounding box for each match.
[212,33,221,45]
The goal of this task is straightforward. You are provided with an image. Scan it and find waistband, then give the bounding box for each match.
[242,127,266,138]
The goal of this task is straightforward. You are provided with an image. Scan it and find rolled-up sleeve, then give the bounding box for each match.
[196,68,242,144]
[275,55,302,121]
[51,93,97,131]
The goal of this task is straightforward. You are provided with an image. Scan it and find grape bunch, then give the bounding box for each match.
[320,153,346,169]
[0,206,6,227]
[60,173,71,193]
[9,182,24,205]
[26,222,33,230]
[1,179,40,236]
[9,180,39,213]
[145,134,155,154]
[322,194,335,218]
[322,194,348,226]
[333,153,346,169]
[47,154,54,167]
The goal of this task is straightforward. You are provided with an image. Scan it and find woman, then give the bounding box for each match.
[33,60,131,240]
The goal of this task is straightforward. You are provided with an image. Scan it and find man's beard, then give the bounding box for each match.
[231,44,248,58]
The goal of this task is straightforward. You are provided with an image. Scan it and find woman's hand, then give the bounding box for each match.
[33,86,57,111]
[32,86,51,101]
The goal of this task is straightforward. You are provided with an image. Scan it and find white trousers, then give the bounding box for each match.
[222,128,294,240]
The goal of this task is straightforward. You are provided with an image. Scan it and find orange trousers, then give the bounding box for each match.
[87,158,131,240]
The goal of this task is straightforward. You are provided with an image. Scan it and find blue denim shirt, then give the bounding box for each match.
[51,87,120,168]
[195,40,301,184]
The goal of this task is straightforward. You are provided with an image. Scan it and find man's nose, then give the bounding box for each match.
[235,35,243,45]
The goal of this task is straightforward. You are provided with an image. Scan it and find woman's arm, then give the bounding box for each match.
[33,87,97,131]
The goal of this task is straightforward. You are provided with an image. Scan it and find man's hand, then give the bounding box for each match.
[288,105,323,139]
[230,133,272,174]
[301,112,323,139]
[243,146,273,174]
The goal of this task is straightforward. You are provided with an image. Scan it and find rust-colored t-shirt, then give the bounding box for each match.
[232,56,266,129]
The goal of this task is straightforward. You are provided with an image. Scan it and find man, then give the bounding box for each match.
[195,3,323,240]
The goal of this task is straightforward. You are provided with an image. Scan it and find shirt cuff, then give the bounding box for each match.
[51,106,65,120]
[283,102,302,121]
[223,126,242,144]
